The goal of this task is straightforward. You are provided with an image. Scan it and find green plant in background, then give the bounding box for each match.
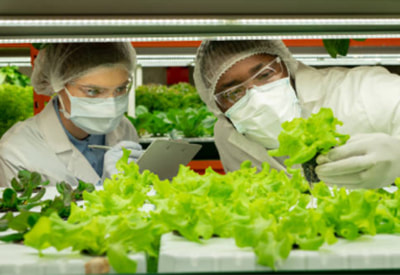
[168,82,202,109]
[0,83,34,137]
[31,43,48,50]
[128,106,175,137]
[133,83,216,138]
[145,111,175,137]
[128,105,216,138]
[322,39,366,58]
[135,83,204,113]
[167,107,216,138]
[126,105,152,137]
[0,66,31,87]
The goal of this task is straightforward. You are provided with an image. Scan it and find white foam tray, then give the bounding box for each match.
[158,232,400,273]
[0,241,146,275]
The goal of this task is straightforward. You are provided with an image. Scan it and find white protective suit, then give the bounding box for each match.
[0,97,139,187]
[211,62,400,173]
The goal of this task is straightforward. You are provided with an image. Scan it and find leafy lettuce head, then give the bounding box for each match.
[269,108,349,167]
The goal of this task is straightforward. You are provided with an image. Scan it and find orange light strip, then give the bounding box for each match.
[0,43,32,48]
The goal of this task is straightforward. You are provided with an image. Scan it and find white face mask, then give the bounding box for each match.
[59,87,129,135]
[225,77,301,149]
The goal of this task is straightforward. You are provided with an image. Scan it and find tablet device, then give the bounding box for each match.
[137,140,202,180]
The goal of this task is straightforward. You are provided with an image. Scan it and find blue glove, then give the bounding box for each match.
[102,141,143,179]
[315,133,400,189]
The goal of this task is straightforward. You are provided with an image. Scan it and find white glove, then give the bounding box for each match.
[315,133,400,189]
[102,141,143,179]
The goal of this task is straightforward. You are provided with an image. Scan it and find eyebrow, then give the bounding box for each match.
[216,62,266,93]
[78,80,131,89]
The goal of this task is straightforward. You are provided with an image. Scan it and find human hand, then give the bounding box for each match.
[102,141,143,179]
[315,133,400,189]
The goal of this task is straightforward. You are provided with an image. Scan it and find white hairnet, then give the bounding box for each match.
[31,42,136,95]
[193,40,299,116]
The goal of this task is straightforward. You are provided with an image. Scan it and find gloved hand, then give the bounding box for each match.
[315,133,400,189]
[102,141,143,179]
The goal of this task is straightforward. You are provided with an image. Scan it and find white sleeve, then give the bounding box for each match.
[358,67,400,136]
[0,155,18,187]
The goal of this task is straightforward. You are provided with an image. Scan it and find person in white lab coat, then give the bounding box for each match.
[0,42,143,187]
[194,40,400,189]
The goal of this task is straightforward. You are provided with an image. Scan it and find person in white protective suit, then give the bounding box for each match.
[0,43,143,187]
[193,40,400,189]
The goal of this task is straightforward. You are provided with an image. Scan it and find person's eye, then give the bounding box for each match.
[115,85,128,95]
[83,88,101,97]
[257,69,275,81]
[227,87,245,101]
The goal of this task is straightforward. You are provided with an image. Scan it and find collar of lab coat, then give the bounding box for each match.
[219,115,287,172]
[36,97,100,183]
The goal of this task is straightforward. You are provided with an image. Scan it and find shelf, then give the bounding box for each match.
[2,53,400,68]
[2,0,400,16]
[0,0,400,43]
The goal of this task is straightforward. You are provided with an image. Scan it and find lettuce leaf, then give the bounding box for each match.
[269,108,349,167]
[23,147,400,272]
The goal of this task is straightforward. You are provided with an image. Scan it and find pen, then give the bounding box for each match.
[88,144,112,150]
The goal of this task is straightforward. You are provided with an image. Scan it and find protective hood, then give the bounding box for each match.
[193,40,299,117]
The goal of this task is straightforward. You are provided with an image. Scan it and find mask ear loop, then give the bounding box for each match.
[58,87,72,119]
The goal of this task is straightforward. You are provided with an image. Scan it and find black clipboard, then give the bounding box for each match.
[137,140,202,180]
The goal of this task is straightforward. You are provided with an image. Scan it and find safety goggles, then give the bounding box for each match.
[214,57,285,107]
[69,78,133,98]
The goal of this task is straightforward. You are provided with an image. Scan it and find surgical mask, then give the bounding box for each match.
[225,77,301,149]
[59,87,129,135]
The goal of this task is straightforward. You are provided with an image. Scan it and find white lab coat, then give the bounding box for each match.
[214,62,400,173]
[0,97,139,187]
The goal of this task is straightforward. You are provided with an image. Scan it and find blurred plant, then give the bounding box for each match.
[127,106,174,137]
[0,84,34,137]
[0,170,50,213]
[135,82,204,113]
[167,107,216,138]
[128,105,216,138]
[322,39,366,58]
[133,82,216,138]
[0,66,31,87]
[31,43,48,50]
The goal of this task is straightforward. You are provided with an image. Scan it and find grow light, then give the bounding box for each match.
[0,56,31,67]
[1,54,400,68]
[0,17,400,43]
[1,18,400,27]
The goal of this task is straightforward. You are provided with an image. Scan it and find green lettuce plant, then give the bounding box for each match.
[0,170,49,213]
[135,83,203,113]
[19,150,400,272]
[0,84,34,137]
[269,108,349,182]
[167,106,216,137]
[132,83,216,138]
[0,66,31,87]
[322,39,366,58]
[128,105,216,138]
[0,170,95,243]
